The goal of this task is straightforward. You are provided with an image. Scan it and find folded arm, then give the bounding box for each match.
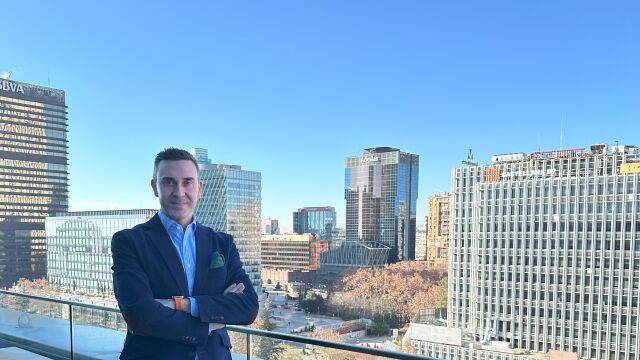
[192,239,259,325]
[155,283,245,330]
[111,230,209,346]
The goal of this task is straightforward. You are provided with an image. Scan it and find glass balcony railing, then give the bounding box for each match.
[0,290,434,360]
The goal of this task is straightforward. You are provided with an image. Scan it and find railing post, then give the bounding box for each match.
[246,333,252,360]
[69,303,74,360]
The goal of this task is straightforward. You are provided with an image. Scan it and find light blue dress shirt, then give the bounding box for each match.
[159,211,211,359]
[157,211,202,316]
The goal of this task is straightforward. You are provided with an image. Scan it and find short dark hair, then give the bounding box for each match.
[153,148,199,178]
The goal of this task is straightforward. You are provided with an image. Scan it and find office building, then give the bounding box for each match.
[193,159,262,292]
[344,147,419,262]
[425,192,450,269]
[0,79,68,287]
[261,233,329,285]
[404,323,555,360]
[319,147,419,281]
[293,206,336,240]
[449,144,640,360]
[45,209,156,294]
[262,218,280,235]
[190,147,212,165]
[332,226,346,244]
[415,225,427,260]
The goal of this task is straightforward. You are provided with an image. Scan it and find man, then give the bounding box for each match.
[112,148,258,360]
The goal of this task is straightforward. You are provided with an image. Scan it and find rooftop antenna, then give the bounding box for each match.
[538,132,541,152]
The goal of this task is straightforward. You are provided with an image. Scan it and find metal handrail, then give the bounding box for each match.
[226,325,433,360]
[0,289,436,360]
[0,290,116,312]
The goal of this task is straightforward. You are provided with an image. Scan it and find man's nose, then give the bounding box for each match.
[171,183,186,196]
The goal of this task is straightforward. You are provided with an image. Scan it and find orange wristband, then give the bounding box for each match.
[173,296,183,311]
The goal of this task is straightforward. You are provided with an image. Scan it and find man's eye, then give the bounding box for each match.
[161,179,175,186]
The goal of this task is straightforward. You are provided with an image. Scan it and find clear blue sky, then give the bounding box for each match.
[3,1,638,232]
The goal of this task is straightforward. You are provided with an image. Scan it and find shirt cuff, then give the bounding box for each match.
[190,297,200,317]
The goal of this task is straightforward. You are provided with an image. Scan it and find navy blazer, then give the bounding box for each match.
[111,214,259,360]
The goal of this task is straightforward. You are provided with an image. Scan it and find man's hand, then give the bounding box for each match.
[224,283,245,295]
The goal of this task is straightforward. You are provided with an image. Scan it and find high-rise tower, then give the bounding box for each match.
[193,155,262,292]
[0,79,68,287]
[344,147,419,262]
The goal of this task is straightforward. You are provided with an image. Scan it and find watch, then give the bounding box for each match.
[173,296,184,311]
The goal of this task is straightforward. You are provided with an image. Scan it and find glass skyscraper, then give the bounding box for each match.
[194,161,262,292]
[0,79,68,287]
[45,210,156,295]
[293,206,336,240]
[344,147,419,262]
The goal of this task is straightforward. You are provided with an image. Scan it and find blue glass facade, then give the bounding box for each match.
[194,163,262,292]
[344,147,419,262]
[46,210,156,295]
[293,207,336,240]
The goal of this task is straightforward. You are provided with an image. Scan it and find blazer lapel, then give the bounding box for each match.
[193,224,213,295]
[145,214,190,296]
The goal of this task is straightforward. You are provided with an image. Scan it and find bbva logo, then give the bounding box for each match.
[0,80,25,94]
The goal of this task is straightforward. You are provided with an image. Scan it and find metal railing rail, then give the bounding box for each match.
[0,290,117,312]
[226,325,433,360]
[0,290,436,360]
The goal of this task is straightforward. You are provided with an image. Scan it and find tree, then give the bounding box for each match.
[229,299,286,360]
[307,328,356,360]
[299,293,327,314]
[434,276,448,309]
[329,262,446,323]
[256,299,286,359]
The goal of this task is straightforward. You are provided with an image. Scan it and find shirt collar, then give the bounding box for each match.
[158,210,197,233]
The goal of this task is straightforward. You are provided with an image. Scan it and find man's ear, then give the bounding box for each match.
[151,178,159,197]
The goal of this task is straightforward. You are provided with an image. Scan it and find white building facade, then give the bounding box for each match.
[449,144,640,360]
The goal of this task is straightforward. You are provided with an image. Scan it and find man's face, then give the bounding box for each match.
[151,160,203,227]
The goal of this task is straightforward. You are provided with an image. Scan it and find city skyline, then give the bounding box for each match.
[2,1,638,233]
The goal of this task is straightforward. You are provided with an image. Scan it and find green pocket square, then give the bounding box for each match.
[210,251,225,269]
